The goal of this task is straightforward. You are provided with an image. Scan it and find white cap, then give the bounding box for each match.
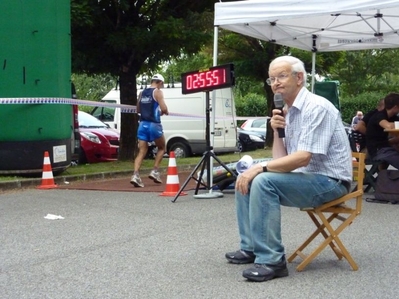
[151,74,164,82]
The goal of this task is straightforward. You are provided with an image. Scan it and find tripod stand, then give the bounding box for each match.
[172,91,236,203]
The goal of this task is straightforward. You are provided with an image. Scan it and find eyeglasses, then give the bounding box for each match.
[266,72,297,86]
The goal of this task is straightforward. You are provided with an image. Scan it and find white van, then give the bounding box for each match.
[91,84,238,157]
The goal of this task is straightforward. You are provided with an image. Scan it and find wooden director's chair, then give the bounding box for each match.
[288,152,366,271]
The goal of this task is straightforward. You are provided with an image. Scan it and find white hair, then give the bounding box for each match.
[269,56,307,87]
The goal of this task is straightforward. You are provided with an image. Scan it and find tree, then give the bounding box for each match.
[71,0,215,160]
[71,73,117,102]
[328,49,399,97]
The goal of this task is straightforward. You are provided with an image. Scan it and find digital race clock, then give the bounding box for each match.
[181,64,235,94]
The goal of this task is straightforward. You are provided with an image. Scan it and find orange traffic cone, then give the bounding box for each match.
[159,151,187,197]
[37,151,58,189]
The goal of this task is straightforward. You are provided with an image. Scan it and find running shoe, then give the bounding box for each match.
[130,174,144,187]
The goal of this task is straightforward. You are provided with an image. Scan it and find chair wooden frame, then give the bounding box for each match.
[287,152,366,271]
[347,132,378,193]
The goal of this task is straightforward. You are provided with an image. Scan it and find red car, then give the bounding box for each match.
[78,111,119,164]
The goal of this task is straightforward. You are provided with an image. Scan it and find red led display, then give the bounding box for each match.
[181,64,234,94]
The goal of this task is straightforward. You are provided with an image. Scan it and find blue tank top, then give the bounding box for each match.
[139,88,161,123]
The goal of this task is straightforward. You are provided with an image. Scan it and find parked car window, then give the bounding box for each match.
[252,119,266,128]
[91,107,115,122]
[79,111,109,128]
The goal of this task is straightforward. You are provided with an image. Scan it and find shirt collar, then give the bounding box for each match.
[291,87,309,112]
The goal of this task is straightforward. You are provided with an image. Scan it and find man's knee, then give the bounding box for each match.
[252,173,272,189]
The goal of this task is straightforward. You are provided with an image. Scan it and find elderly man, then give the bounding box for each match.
[351,111,363,129]
[225,56,352,282]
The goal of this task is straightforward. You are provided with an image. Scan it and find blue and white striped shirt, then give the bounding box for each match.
[284,87,352,182]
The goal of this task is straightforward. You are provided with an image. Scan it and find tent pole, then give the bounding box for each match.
[206,25,220,196]
[311,52,316,93]
[213,26,219,66]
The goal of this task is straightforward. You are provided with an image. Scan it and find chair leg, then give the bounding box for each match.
[317,211,359,271]
[296,234,336,271]
[288,211,359,271]
[287,224,322,264]
[288,212,342,265]
[308,212,344,259]
[363,163,379,192]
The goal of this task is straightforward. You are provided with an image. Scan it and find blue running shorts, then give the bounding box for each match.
[137,121,163,142]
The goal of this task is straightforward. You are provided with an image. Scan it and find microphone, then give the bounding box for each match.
[273,93,285,138]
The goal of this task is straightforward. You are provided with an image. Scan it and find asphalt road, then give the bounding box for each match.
[1,187,398,299]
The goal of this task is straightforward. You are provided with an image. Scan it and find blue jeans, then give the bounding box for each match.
[235,172,348,265]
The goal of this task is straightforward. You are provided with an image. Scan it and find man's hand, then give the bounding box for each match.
[235,164,262,195]
[270,108,286,133]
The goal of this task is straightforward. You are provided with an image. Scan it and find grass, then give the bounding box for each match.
[0,149,272,182]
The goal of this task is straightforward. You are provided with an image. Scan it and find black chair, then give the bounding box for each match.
[347,131,356,152]
[347,131,384,193]
[352,131,366,152]
[363,155,388,193]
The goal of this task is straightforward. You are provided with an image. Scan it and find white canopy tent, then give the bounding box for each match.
[213,0,399,89]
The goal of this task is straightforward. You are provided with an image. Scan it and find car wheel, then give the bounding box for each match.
[145,143,157,160]
[78,147,88,164]
[237,140,243,152]
[169,142,190,158]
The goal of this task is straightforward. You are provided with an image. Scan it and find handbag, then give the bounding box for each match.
[374,169,399,204]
